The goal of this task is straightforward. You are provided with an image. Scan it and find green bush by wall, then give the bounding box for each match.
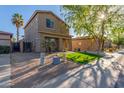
[0,46,10,54]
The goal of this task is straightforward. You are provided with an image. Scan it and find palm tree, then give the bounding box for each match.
[12,13,24,42]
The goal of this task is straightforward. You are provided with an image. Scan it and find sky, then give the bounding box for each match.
[0,5,75,39]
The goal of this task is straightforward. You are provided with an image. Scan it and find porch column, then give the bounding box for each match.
[59,38,63,52]
[40,35,45,53]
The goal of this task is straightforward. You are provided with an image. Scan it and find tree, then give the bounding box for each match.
[61,5,124,52]
[12,37,16,42]
[111,27,124,49]
[12,13,24,42]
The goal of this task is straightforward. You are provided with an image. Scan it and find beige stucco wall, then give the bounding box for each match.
[0,34,11,46]
[38,13,69,36]
[24,12,71,52]
[24,14,41,52]
[72,38,98,51]
[0,34,10,40]
[24,14,39,42]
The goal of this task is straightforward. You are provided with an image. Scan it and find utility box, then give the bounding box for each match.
[52,56,61,65]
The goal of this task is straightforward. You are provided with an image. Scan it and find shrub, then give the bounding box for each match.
[0,45,10,54]
[57,53,64,58]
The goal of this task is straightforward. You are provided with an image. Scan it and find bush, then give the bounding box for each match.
[57,53,64,58]
[0,45,10,54]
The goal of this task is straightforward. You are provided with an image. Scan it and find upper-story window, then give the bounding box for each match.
[46,18,54,28]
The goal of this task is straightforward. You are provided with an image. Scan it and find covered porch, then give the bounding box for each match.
[40,33,72,53]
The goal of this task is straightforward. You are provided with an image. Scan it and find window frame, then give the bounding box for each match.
[46,18,54,29]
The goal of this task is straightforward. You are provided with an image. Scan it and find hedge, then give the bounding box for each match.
[0,45,10,54]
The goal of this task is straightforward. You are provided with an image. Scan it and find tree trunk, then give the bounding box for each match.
[117,32,120,49]
[97,38,101,54]
[94,37,101,54]
[17,27,19,42]
[101,39,105,51]
[100,21,105,52]
[117,44,120,49]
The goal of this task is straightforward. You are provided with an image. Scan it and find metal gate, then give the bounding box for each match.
[23,42,32,52]
[12,42,20,52]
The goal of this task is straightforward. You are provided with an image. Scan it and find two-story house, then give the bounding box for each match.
[24,10,72,52]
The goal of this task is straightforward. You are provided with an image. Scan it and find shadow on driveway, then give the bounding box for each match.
[10,52,124,88]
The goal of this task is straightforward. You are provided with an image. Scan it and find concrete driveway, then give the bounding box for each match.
[114,51,124,88]
[0,50,123,88]
[33,50,124,88]
[0,54,10,66]
[10,50,124,88]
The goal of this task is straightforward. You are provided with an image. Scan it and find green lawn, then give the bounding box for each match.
[66,52,102,64]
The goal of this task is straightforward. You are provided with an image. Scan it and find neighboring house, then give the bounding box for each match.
[24,10,72,52]
[0,31,13,46]
[72,37,112,51]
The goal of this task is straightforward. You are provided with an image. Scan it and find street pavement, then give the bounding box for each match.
[0,54,11,88]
